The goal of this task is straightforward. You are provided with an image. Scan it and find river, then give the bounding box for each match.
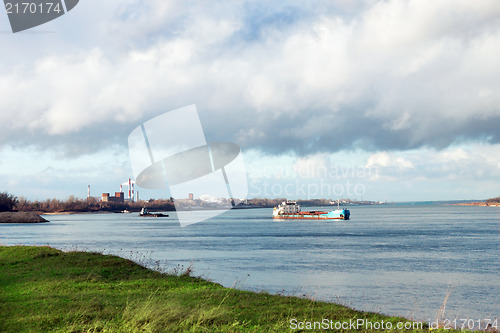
[1,204,498,324]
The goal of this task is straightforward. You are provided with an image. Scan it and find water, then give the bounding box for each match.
[1,205,498,323]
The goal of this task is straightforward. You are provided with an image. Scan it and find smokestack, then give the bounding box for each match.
[120,184,122,193]
[87,185,90,198]
[129,178,131,200]
[131,182,134,202]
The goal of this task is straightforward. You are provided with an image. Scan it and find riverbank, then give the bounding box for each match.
[454,202,500,207]
[0,246,437,332]
[0,212,48,223]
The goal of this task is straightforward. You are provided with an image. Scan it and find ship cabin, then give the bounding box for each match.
[274,200,301,216]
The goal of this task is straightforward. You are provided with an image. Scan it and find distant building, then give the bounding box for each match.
[189,193,194,200]
[102,192,125,203]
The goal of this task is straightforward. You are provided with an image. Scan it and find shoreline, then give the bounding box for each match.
[0,211,49,223]
[0,245,439,332]
[453,202,500,207]
[12,200,500,215]
[41,211,117,215]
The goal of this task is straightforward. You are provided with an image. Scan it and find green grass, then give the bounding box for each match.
[0,246,452,332]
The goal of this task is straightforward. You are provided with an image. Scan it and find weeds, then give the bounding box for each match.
[432,284,455,330]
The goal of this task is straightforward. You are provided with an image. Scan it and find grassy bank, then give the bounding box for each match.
[1,246,444,332]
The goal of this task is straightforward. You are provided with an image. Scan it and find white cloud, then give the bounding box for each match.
[366,151,414,169]
[365,143,500,183]
[1,0,500,201]
[1,0,499,153]
[293,154,331,179]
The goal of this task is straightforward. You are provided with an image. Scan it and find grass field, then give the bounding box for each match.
[0,245,455,332]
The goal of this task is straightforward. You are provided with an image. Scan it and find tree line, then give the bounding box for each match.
[1,190,395,213]
[486,196,500,204]
[0,192,176,213]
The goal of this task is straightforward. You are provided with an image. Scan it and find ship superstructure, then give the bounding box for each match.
[272,200,350,220]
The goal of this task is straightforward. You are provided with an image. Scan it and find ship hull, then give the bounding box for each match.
[139,213,169,217]
[273,209,350,220]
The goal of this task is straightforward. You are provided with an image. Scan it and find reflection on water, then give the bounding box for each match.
[1,205,498,321]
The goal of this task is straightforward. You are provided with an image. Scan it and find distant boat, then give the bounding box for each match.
[139,207,169,218]
[121,210,131,214]
[273,200,350,220]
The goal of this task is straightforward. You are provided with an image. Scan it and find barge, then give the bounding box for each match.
[139,207,169,217]
[273,200,350,220]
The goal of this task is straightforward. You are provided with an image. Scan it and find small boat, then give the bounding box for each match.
[139,207,169,217]
[273,200,350,220]
[121,210,131,214]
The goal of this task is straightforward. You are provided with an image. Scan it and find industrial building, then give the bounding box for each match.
[101,192,125,203]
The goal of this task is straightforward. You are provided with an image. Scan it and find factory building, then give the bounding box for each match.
[102,192,125,203]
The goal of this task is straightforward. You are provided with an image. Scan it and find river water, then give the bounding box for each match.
[1,205,498,324]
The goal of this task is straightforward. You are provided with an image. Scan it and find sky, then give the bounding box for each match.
[1,0,500,202]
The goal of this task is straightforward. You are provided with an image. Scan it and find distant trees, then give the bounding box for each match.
[486,196,500,204]
[0,194,353,213]
[11,195,175,213]
[13,196,100,213]
[0,192,18,212]
[247,198,286,207]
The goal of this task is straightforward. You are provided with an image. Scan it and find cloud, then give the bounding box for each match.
[365,142,500,182]
[0,0,499,157]
[243,142,500,201]
[0,145,131,200]
[292,154,331,179]
[366,152,414,169]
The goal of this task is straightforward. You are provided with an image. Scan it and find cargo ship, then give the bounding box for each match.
[272,200,350,220]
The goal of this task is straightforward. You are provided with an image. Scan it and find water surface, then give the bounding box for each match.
[1,205,498,323]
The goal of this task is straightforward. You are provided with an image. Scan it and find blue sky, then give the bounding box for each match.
[1,0,500,202]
